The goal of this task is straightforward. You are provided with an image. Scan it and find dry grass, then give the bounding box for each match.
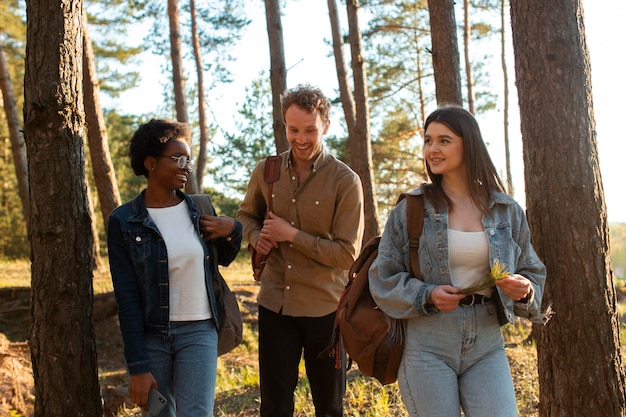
[0,259,32,288]
[1,258,623,416]
[0,258,113,294]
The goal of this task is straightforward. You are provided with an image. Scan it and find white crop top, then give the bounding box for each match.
[448,229,492,297]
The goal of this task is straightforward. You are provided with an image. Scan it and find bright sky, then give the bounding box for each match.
[108,0,626,223]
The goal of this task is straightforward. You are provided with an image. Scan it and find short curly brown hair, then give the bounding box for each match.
[280,84,331,123]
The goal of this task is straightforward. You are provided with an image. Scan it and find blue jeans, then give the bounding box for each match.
[398,302,518,417]
[142,320,218,417]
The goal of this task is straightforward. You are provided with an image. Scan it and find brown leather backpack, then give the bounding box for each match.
[320,193,424,385]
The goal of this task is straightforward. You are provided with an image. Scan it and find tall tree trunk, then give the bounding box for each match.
[510,1,626,415]
[500,0,515,195]
[463,0,475,113]
[0,39,29,227]
[416,46,427,127]
[346,0,380,242]
[501,0,513,195]
[427,0,463,105]
[168,0,199,193]
[264,0,289,154]
[190,0,209,188]
[86,177,103,271]
[328,0,356,139]
[168,0,187,124]
[82,12,122,229]
[23,1,102,416]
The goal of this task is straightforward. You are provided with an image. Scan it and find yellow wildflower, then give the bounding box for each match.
[458,259,510,294]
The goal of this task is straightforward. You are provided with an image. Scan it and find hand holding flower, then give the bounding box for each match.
[496,274,532,302]
[458,259,509,294]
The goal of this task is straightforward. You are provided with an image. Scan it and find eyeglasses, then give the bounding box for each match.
[159,154,194,170]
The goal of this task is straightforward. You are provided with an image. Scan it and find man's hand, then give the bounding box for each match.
[255,237,276,255]
[260,212,298,245]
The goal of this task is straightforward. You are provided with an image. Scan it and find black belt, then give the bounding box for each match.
[459,294,492,306]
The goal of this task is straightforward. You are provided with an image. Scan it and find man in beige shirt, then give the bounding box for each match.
[237,84,364,417]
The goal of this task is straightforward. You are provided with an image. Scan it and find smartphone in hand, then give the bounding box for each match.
[148,387,168,416]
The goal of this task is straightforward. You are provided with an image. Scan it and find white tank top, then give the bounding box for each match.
[448,229,492,297]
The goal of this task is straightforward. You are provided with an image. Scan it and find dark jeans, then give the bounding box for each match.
[258,305,345,417]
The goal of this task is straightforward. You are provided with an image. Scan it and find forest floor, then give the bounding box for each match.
[1,265,624,416]
[0,271,264,417]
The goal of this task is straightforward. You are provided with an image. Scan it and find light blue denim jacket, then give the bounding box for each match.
[369,186,547,325]
[107,190,242,374]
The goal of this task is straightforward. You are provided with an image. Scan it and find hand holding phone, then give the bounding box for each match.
[147,387,168,416]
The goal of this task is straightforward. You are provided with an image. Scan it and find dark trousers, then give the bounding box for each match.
[258,305,345,417]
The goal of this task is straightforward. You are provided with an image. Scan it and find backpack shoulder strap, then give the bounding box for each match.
[397,193,424,279]
[263,156,282,213]
[190,194,220,272]
[263,155,282,183]
[190,194,216,216]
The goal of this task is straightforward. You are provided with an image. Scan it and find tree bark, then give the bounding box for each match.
[328,0,356,139]
[264,0,289,154]
[427,0,463,105]
[346,0,380,242]
[463,0,475,113]
[500,0,513,195]
[510,1,626,415]
[82,12,122,229]
[168,0,199,193]
[190,0,210,188]
[23,1,102,415]
[86,178,104,271]
[0,39,30,228]
[168,0,187,124]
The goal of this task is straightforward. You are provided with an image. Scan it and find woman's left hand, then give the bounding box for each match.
[200,215,235,239]
[496,274,532,301]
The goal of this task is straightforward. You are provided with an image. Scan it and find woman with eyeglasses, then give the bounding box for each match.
[107,118,242,416]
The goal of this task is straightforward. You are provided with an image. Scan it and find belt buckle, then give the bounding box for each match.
[467,294,476,306]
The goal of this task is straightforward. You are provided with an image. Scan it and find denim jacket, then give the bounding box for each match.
[369,186,547,326]
[107,190,242,374]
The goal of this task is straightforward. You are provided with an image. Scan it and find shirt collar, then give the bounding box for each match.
[286,145,329,174]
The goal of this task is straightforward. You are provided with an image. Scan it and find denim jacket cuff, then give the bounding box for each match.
[415,284,435,316]
[127,360,151,376]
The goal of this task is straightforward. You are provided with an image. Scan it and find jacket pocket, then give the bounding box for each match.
[128,231,153,263]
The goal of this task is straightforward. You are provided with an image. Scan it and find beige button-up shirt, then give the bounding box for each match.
[237,148,364,317]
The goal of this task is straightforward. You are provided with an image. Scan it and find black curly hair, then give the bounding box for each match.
[129,118,191,177]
